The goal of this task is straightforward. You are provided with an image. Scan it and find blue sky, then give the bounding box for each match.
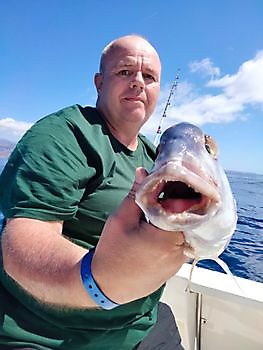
[0,0,262,174]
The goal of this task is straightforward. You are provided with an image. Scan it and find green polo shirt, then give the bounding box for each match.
[0,105,164,350]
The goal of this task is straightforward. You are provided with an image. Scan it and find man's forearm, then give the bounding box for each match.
[1,218,99,308]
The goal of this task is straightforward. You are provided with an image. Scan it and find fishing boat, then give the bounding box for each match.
[161,263,263,350]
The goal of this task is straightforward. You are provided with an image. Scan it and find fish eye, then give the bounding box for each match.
[204,135,218,159]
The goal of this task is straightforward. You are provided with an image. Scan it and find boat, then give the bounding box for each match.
[161,263,263,350]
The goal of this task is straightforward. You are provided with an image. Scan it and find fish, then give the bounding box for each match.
[136,122,238,288]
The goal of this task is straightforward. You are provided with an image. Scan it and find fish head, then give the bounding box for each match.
[136,122,237,259]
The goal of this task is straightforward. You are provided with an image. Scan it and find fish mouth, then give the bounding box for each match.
[156,180,206,214]
[135,161,221,230]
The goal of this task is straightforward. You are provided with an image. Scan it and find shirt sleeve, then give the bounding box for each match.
[0,115,95,221]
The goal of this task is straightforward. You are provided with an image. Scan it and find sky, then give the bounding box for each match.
[0,0,262,174]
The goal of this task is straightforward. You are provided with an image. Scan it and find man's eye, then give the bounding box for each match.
[118,70,131,76]
[143,73,156,82]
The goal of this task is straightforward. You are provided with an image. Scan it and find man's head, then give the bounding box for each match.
[95,35,161,136]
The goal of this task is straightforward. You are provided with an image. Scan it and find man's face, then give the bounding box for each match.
[95,37,161,131]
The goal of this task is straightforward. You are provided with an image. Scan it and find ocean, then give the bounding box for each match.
[0,160,262,283]
[197,170,263,283]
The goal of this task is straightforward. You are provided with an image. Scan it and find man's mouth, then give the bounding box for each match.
[123,96,144,103]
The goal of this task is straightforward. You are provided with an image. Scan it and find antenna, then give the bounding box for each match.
[153,69,180,146]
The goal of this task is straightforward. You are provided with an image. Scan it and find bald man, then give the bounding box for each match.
[0,35,185,350]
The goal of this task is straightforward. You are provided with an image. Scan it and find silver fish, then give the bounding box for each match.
[136,122,237,269]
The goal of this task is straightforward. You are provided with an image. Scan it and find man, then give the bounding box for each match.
[0,35,187,349]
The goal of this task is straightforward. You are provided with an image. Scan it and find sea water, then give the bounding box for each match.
[0,160,262,283]
[197,170,263,283]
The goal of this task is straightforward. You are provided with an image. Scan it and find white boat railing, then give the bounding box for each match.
[161,263,263,350]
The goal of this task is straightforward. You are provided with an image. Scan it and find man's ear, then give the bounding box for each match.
[94,73,103,93]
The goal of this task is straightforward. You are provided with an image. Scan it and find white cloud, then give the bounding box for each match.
[142,50,263,138]
[208,50,263,105]
[0,118,32,142]
[189,58,221,79]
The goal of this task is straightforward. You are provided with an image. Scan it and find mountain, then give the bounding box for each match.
[0,139,16,158]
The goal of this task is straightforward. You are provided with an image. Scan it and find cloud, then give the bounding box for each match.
[208,50,263,105]
[189,58,221,79]
[142,50,263,138]
[0,118,32,142]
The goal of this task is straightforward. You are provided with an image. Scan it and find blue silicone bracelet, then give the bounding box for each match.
[80,249,120,310]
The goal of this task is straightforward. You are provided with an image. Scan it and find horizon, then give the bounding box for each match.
[0,1,262,174]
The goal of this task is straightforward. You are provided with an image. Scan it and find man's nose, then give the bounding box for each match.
[129,72,145,91]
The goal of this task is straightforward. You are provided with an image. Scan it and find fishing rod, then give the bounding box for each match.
[153,69,180,146]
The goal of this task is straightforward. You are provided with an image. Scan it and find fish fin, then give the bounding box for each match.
[214,257,245,296]
[185,259,200,293]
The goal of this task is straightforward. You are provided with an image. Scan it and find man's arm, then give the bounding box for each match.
[1,217,99,308]
[1,169,187,308]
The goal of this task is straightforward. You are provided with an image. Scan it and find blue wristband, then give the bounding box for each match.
[80,249,120,310]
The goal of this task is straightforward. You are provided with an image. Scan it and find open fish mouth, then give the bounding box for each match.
[136,160,221,230]
[156,180,207,214]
